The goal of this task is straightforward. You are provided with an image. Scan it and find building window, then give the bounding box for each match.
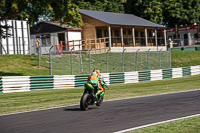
[36,34,51,46]
[148,31,153,37]
[123,30,126,35]
[135,31,138,37]
[128,30,132,35]
[140,32,145,37]
[184,34,188,39]
[194,33,198,39]
[96,29,102,38]
[114,30,120,37]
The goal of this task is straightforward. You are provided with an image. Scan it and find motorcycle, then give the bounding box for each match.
[80,83,105,111]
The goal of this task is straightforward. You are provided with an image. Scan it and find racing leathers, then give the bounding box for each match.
[87,71,106,98]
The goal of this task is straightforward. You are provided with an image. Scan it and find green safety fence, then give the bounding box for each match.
[182,67,191,77]
[109,73,124,85]
[196,47,200,51]
[169,47,200,51]
[182,47,196,51]
[169,48,182,51]
[162,69,172,79]
[138,71,151,82]
[30,76,54,91]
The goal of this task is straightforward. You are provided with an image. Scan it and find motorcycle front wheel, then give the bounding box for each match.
[80,93,91,111]
[96,95,104,106]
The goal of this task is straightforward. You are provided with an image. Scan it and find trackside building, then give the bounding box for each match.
[0,20,30,55]
[162,25,200,47]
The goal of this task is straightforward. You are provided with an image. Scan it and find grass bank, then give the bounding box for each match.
[130,115,200,133]
[0,55,49,76]
[0,51,200,76]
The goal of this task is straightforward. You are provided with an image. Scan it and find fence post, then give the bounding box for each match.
[71,47,74,75]
[147,49,151,70]
[169,49,171,68]
[19,37,21,55]
[89,48,93,74]
[159,49,162,69]
[106,48,111,73]
[38,46,40,68]
[122,49,126,72]
[80,49,83,72]
[135,49,140,71]
[49,45,54,75]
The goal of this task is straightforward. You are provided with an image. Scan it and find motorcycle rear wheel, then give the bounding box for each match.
[80,93,91,111]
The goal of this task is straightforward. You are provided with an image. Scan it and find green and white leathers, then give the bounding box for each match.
[80,70,106,110]
[87,71,100,84]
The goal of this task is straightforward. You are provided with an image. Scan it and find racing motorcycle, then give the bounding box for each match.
[80,83,105,111]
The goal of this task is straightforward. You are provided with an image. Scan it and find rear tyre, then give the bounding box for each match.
[80,93,91,111]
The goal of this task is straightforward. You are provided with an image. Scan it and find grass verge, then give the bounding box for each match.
[0,74,199,115]
[129,115,200,133]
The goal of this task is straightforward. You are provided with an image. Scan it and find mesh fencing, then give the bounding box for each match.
[50,50,171,75]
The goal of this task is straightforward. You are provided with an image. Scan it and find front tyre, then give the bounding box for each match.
[80,93,91,111]
[96,94,104,106]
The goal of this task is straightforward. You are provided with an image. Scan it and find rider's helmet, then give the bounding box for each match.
[93,69,100,75]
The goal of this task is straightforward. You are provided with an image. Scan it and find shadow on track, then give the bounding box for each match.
[63,108,81,112]
[63,107,99,112]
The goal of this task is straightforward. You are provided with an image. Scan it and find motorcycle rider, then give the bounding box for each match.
[87,69,106,99]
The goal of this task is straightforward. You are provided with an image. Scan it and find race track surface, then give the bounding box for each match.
[1,90,200,133]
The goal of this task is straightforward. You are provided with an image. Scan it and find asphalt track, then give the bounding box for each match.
[1,90,200,133]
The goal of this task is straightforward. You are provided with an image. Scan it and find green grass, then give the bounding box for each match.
[0,51,199,76]
[129,115,200,133]
[0,55,50,76]
[0,74,199,114]
[171,51,200,68]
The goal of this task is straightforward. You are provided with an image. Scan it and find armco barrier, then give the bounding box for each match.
[124,71,138,84]
[54,75,75,89]
[30,76,54,91]
[0,77,3,93]
[162,69,172,79]
[138,71,151,82]
[0,65,199,93]
[182,67,191,77]
[1,76,30,93]
[75,74,90,88]
[109,73,124,84]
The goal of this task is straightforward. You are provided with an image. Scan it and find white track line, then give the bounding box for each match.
[1,89,200,117]
[114,114,200,133]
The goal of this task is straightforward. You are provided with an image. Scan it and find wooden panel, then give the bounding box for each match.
[81,14,108,27]
[81,22,96,40]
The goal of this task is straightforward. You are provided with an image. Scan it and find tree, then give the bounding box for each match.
[0,0,83,38]
[0,0,19,38]
[124,0,163,24]
[162,0,200,27]
[74,0,124,13]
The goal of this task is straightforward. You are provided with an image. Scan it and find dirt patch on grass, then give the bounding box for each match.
[34,66,48,69]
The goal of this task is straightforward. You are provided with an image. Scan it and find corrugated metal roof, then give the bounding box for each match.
[30,21,81,34]
[80,9,164,28]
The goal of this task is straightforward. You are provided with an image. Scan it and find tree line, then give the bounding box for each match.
[75,0,200,27]
[1,0,200,38]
